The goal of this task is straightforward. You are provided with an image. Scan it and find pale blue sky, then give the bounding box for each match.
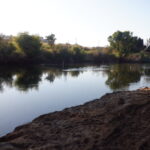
[0,0,149,46]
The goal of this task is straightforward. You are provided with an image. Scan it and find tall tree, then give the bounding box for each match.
[0,34,16,62]
[16,32,42,58]
[108,31,144,57]
[46,34,56,47]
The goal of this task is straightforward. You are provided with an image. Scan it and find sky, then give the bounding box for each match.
[0,0,150,47]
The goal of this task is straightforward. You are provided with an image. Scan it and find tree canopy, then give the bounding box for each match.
[0,31,149,65]
[108,31,145,57]
[16,33,42,58]
[46,34,56,47]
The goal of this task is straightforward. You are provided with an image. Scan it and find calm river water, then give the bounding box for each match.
[0,63,150,136]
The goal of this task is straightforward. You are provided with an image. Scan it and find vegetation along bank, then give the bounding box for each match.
[0,31,150,65]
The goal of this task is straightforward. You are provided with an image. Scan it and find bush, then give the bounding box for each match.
[16,32,42,58]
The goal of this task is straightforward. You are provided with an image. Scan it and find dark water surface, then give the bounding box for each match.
[0,64,150,136]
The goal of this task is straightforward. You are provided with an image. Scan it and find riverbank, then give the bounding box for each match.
[0,88,150,150]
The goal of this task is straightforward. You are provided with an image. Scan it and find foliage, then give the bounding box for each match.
[0,35,16,63]
[108,31,145,57]
[16,32,42,58]
[71,46,85,62]
[0,31,148,65]
[45,34,56,47]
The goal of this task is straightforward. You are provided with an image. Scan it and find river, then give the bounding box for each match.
[0,63,150,136]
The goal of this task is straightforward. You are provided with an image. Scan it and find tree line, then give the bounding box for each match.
[0,31,149,65]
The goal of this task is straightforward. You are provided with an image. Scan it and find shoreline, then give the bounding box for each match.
[0,58,150,67]
[0,88,150,149]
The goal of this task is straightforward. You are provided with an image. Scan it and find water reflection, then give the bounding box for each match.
[14,68,42,91]
[1,64,150,137]
[0,66,83,92]
[104,64,143,90]
[0,67,16,91]
[0,64,150,92]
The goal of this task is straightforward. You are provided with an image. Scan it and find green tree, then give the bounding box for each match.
[71,46,85,62]
[46,34,56,47]
[108,31,144,57]
[0,34,16,63]
[16,32,42,58]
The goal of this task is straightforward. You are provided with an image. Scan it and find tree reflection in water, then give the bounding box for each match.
[104,64,143,90]
[0,64,150,92]
[0,67,17,92]
[0,66,82,92]
[14,67,42,91]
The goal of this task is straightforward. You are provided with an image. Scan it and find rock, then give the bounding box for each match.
[0,89,150,150]
[0,143,19,150]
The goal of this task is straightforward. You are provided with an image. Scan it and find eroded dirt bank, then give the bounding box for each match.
[0,88,150,150]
